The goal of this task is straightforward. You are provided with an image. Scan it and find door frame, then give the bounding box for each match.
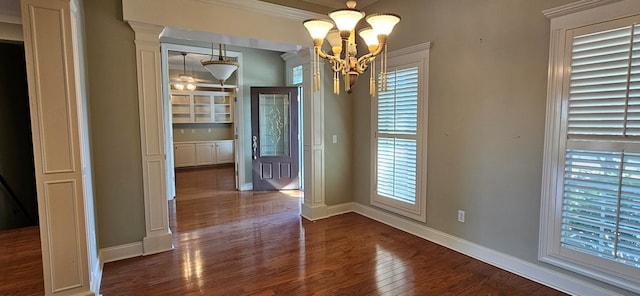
[160,43,245,197]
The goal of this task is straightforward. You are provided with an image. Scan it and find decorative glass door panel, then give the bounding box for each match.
[259,94,290,157]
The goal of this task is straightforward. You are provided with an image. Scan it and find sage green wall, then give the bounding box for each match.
[231,45,286,185]
[352,0,627,292]
[355,0,573,260]
[0,23,22,42]
[84,0,145,248]
[82,2,287,247]
[323,67,353,206]
[172,124,233,142]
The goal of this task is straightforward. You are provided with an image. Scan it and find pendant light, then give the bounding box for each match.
[201,43,239,86]
[175,52,196,91]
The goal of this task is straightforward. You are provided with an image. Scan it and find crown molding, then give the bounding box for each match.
[197,0,324,21]
[0,14,21,24]
[303,0,378,9]
[542,0,622,18]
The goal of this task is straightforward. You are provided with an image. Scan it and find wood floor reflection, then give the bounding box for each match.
[100,165,566,296]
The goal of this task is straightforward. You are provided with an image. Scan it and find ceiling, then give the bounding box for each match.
[303,0,378,9]
[167,51,222,83]
[0,0,379,24]
[0,0,21,24]
[0,0,378,79]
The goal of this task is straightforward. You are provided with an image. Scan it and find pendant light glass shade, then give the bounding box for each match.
[328,8,364,32]
[366,13,401,36]
[202,61,238,84]
[303,19,334,40]
[358,28,378,48]
[201,43,239,86]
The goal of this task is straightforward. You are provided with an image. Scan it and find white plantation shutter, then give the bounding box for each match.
[559,21,640,275]
[562,150,640,268]
[376,67,419,204]
[567,25,640,136]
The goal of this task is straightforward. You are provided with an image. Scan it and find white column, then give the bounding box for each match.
[21,0,95,294]
[299,48,328,220]
[128,21,174,255]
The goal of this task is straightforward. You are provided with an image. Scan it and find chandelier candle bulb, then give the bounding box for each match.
[302,0,400,95]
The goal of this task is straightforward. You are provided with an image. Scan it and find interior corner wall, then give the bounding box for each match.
[323,62,354,206]
[83,0,146,248]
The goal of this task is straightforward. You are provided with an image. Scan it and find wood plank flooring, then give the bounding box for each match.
[0,226,44,296]
[100,165,566,296]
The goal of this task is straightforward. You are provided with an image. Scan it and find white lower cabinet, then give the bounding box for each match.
[216,141,234,164]
[174,143,196,167]
[174,140,234,168]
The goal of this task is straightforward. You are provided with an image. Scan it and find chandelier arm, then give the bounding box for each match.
[315,47,346,73]
[356,56,372,74]
[315,46,331,59]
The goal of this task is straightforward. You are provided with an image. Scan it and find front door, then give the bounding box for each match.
[251,87,299,190]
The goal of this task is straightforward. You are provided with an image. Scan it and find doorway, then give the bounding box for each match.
[160,43,244,201]
[0,41,44,295]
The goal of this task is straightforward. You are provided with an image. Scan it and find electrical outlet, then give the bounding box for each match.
[332,135,337,144]
[457,210,465,223]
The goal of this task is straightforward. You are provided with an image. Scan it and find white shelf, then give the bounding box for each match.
[170,90,234,124]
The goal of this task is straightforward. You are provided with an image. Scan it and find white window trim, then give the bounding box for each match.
[370,42,430,222]
[539,0,640,293]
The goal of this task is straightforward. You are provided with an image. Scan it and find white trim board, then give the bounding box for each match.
[324,202,625,296]
[99,241,144,264]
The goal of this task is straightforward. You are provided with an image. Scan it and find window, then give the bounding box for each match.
[540,8,640,293]
[371,43,429,222]
[292,65,303,85]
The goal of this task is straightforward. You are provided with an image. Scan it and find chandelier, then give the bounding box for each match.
[303,0,400,95]
[201,43,239,86]
[175,52,196,91]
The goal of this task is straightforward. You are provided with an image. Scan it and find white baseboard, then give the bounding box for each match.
[327,202,355,217]
[143,233,174,255]
[321,202,622,296]
[99,241,143,263]
[239,182,253,191]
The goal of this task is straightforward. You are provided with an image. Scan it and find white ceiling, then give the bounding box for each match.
[0,0,379,24]
[0,0,21,24]
[303,0,378,9]
[0,0,377,77]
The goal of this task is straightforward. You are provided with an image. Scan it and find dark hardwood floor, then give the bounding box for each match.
[100,165,566,296]
[0,226,43,296]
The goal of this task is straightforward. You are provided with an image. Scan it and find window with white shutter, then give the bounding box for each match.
[371,44,429,222]
[540,10,640,293]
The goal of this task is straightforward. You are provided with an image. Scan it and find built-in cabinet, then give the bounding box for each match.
[171,90,233,123]
[174,140,234,168]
